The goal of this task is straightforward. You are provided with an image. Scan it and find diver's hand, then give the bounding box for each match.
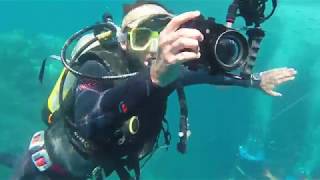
[151,11,204,87]
[259,67,297,96]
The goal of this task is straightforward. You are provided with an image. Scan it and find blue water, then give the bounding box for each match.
[0,0,319,179]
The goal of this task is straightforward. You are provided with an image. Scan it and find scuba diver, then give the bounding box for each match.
[234,145,310,180]
[234,140,277,180]
[12,0,296,179]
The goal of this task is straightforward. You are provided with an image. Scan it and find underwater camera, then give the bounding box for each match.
[183,15,249,73]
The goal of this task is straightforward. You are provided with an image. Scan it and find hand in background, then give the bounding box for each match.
[259,67,297,96]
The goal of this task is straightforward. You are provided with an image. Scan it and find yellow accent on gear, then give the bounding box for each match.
[48,69,75,114]
[128,116,139,135]
[96,31,112,41]
[48,113,53,124]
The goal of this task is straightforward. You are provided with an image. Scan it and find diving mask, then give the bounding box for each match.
[128,28,160,51]
[122,14,172,52]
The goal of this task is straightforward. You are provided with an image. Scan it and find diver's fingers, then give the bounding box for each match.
[275,76,295,85]
[271,69,296,85]
[272,68,296,77]
[171,37,200,54]
[270,67,297,77]
[287,68,297,75]
[276,69,297,79]
[261,68,297,85]
[264,67,289,74]
[267,90,282,97]
[174,51,201,64]
[171,28,204,42]
[163,11,201,33]
[276,73,295,81]
[261,67,290,78]
[261,68,285,77]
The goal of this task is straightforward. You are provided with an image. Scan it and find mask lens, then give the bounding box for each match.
[131,28,153,49]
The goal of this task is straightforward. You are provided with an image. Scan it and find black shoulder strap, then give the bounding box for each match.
[176,83,190,154]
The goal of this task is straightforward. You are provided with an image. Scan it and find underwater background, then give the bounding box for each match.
[0,0,319,179]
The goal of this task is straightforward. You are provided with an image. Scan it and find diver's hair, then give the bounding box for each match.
[122,0,172,16]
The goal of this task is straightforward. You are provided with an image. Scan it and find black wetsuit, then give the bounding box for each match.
[73,59,260,156]
[13,57,260,180]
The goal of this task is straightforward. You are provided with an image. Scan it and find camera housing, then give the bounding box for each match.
[183,15,249,74]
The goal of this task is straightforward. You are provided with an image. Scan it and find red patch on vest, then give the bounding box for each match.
[78,82,97,91]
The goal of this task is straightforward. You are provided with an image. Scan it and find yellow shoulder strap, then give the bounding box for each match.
[48,69,75,113]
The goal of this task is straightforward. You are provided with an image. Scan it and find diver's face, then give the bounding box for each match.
[126,35,154,67]
[126,20,166,67]
[121,5,170,67]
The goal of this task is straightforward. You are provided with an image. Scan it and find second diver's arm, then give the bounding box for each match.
[179,67,261,89]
